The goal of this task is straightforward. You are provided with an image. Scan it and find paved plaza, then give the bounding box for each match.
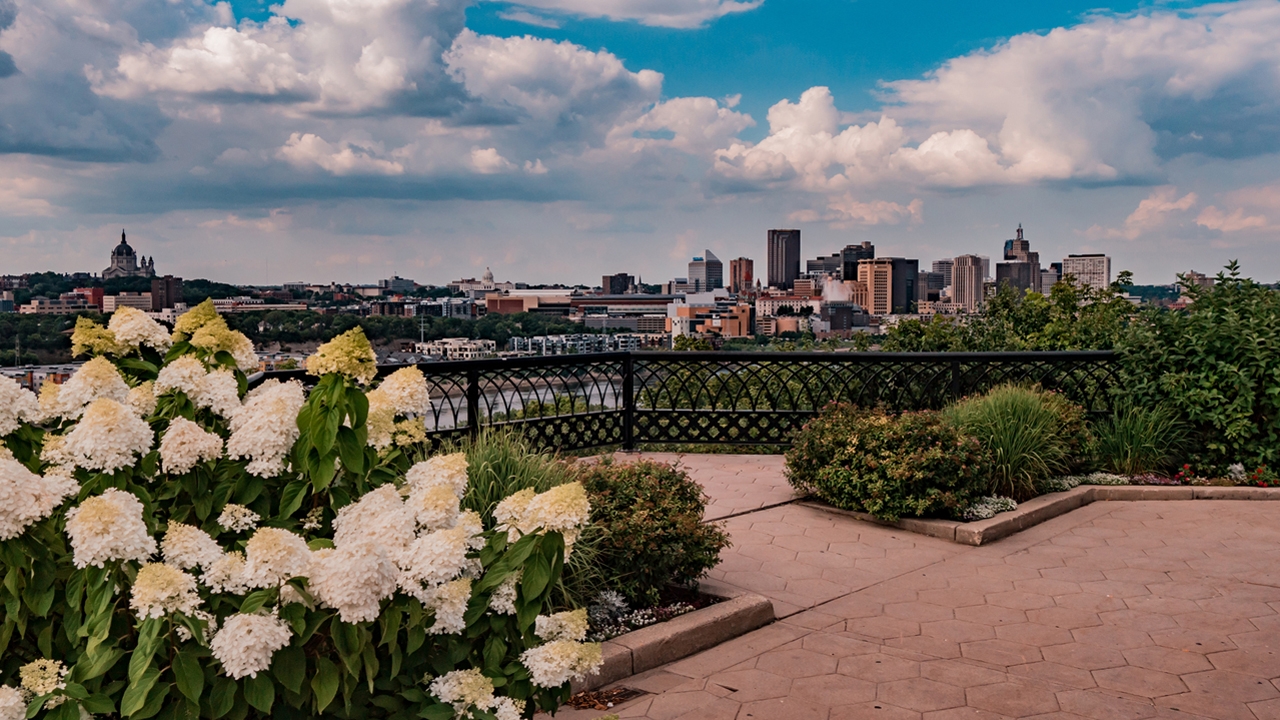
[564,453,1280,720]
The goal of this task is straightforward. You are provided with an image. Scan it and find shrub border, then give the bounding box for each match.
[571,588,775,693]
[801,485,1280,546]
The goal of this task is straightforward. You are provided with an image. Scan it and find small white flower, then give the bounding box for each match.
[0,684,26,720]
[64,489,156,568]
[61,398,155,473]
[429,668,494,714]
[210,612,292,679]
[242,527,311,588]
[130,563,201,619]
[161,522,223,571]
[217,504,259,532]
[204,551,250,595]
[159,418,223,475]
[19,659,67,697]
[519,640,602,688]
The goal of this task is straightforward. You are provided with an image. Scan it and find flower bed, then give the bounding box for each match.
[0,303,607,720]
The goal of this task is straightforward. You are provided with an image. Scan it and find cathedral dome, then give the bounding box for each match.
[113,231,134,258]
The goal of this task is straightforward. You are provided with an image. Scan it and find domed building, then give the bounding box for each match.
[103,230,156,280]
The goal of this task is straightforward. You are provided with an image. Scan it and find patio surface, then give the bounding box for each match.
[563,453,1280,720]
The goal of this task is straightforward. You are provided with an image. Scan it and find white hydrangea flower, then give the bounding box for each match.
[155,356,206,399]
[210,612,292,679]
[429,668,494,714]
[61,398,154,473]
[489,571,520,615]
[493,488,535,542]
[535,609,588,643]
[204,551,250,594]
[108,307,172,353]
[127,381,157,418]
[307,542,398,623]
[64,488,156,568]
[455,510,484,546]
[331,485,416,557]
[404,453,469,498]
[523,483,591,535]
[0,376,43,436]
[50,357,130,419]
[519,640,603,688]
[376,367,432,417]
[490,697,525,720]
[196,369,241,419]
[422,578,471,635]
[161,522,223,571]
[405,483,459,532]
[0,685,25,720]
[397,525,472,598]
[242,528,311,588]
[130,562,201,619]
[226,380,305,478]
[19,659,67,696]
[159,418,223,475]
[0,458,80,541]
[364,388,396,450]
[217,504,259,532]
[278,584,310,607]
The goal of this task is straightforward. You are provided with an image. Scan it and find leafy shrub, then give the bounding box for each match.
[944,384,1084,500]
[573,458,731,606]
[0,309,600,720]
[1119,263,1280,469]
[785,405,989,521]
[1090,404,1187,475]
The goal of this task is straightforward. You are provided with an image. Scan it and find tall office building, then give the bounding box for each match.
[601,273,634,295]
[1041,265,1060,291]
[931,259,954,287]
[728,257,754,295]
[952,255,986,312]
[890,258,919,313]
[767,229,802,290]
[857,259,894,316]
[995,225,1041,293]
[1062,253,1111,291]
[687,250,724,291]
[151,275,183,311]
[841,242,875,280]
[806,253,843,276]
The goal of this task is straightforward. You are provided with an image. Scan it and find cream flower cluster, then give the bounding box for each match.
[61,397,155,472]
[489,571,520,615]
[305,328,377,384]
[217,504,259,532]
[405,454,470,497]
[155,357,242,418]
[47,357,130,419]
[0,377,42,436]
[226,380,305,477]
[161,522,223,570]
[128,381,157,417]
[376,367,432,417]
[172,299,220,341]
[0,685,24,720]
[204,551,250,594]
[519,604,601,687]
[108,307,173,353]
[209,612,293,679]
[130,562,201,619]
[428,668,524,719]
[19,659,67,697]
[71,316,126,357]
[64,488,157,567]
[494,482,591,555]
[307,543,399,623]
[160,417,224,475]
[0,458,79,540]
[535,609,589,643]
[242,527,311,588]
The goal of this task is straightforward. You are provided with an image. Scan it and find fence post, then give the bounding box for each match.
[622,353,635,451]
[950,359,962,401]
[466,368,481,439]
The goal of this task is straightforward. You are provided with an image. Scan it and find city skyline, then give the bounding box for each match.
[1,1,1278,284]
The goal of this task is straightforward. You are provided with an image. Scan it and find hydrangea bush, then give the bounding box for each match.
[0,300,601,720]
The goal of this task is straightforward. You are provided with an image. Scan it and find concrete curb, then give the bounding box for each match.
[802,485,1280,547]
[573,590,775,693]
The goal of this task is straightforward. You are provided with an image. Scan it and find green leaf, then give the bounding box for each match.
[335,427,365,475]
[278,480,309,518]
[209,677,236,719]
[521,550,552,600]
[172,651,204,704]
[243,674,275,713]
[418,703,455,720]
[82,693,115,714]
[272,645,306,694]
[311,658,339,713]
[312,454,337,491]
[131,682,170,720]
[128,619,162,684]
[121,667,160,717]
[238,589,276,615]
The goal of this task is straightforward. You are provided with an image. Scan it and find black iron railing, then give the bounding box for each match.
[252,351,1121,453]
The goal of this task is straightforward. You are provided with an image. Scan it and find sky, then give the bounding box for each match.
[1,0,1278,286]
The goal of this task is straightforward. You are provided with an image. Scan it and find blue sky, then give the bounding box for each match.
[1,0,1277,285]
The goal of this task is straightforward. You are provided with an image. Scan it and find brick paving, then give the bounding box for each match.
[563,454,1280,720]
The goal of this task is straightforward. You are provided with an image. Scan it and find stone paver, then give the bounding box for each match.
[558,455,1280,720]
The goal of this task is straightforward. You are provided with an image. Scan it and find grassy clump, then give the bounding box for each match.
[1090,404,1186,476]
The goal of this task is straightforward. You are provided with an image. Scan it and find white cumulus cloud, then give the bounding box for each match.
[277,133,404,175]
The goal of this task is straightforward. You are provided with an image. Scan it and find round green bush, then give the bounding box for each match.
[785,405,989,521]
[573,459,731,606]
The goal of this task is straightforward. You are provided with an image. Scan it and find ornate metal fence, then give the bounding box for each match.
[253,351,1121,453]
